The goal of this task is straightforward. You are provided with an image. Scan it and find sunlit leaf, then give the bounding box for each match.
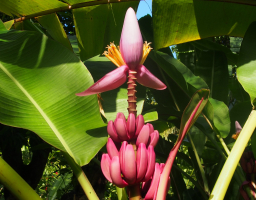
[203,98,230,138]
[36,13,72,51]
[153,0,256,49]
[0,0,67,16]
[3,20,14,30]
[0,29,107,166]
[237,21,256,106]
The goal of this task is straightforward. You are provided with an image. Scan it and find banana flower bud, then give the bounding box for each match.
[101,141,156,187]
[76,7,166,97]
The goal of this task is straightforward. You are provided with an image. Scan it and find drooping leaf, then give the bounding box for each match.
[203,98,230,138]
[179,89,210,138]
[153,0,256,49]
[237,21,256,106]
[143,54,190,115]
[142,111,158,123]
[73,2,139,61]
[0,20,7,31]
[189,125,206,156]
[191,39,238,65]
[149,51,209,97]
[177,42,196,73]
[48,173,73,200]
[149,50,230,138]
[36,13,73,51]
[0,29,107,166]
[229,77,250,102]
[3,20,14,30]
[0,0,67,16]
[195,50,229,104]
[13,19,45,34]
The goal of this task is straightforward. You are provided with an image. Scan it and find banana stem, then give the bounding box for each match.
[188,132,210,195]
[116,187,128,200]
[63,152,99,200]
[0,157,41,200]
[127,70,137,116]
[127,184,142,200]
[210,110,256,200]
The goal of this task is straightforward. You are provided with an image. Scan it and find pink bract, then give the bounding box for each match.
[120,7,143,70]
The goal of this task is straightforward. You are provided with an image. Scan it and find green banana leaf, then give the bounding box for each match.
[153,0,256,49]
[48,173,73,200]
[0,28,107,166]
[237,21,256,107]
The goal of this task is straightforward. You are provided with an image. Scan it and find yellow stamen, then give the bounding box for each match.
[140,41,152,65]
[103,43,125,67]
[103,41,152,67]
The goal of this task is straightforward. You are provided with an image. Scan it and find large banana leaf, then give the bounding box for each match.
[195,50,229,104]
[153,0,256,49]
[0,27,107,166]
[237,21,256,106]
[0,0,67,16]
[36,13,72,51]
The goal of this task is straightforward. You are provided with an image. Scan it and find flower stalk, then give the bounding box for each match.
[63,152,99,200]
[0,157,41,200]
[77,7,167,200]
[127,70,138,115]
[210,110,256,200]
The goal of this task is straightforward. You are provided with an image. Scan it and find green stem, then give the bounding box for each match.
[216,135,230,155]
[0,157,41,200]
[210,110,256,200]
[216,134,248,184]
[203,131,226,159]
[116,187,128,200]
[188,132,210,195]
[127,70,137,115]
[127,184,142,200]
[203,114,246,183]
[63,152,99,200]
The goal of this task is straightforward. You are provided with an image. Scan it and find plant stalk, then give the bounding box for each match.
[188,132,210,195]
[0,157,41,200]
[127,184,142,200]
[216,135,230,155]
[210,110,256,200]
[63,152,99,200]
[117,187,128,200]
[127,70,137,116]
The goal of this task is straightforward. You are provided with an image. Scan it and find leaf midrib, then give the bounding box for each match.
[0,62,75,160]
